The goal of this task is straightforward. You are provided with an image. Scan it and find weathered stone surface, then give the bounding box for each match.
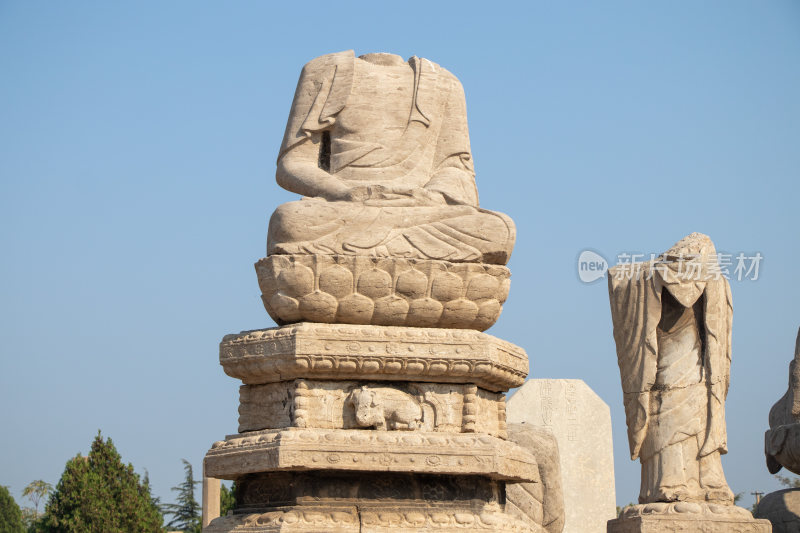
[506,379,613,533]
[205,503,541,532]
[766,327,800,475]
[754,488,800,533]
[204,50,554,533]
[238,380,507,438]
[608,502,771,533]
[608,233,734,505]
[256,255,510,330]
[505,423,565,533]
[220,323,528,392]
[266,51,515,266]
[204,428,539,482]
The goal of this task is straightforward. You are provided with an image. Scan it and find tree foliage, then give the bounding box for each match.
[0,485,25,533]
[162,460,200,533]
[22,482,52,518]
[219,482,236,517]
[38,432,163,532]
[776,473,800,488]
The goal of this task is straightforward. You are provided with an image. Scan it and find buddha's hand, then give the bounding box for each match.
[385,187,447,206]
[342,184,391,202]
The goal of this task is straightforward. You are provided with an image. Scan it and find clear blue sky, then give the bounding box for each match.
[1,1,798,511]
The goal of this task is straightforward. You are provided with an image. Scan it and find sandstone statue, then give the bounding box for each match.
[202,51,563,533]
[607,233,770,532]
[346,385,423,430]
[267,50,515,265]
[754,326,800,531]
[765,326,800,475]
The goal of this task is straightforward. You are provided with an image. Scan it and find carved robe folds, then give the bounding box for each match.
[608,233,734,505]
[267,50,515,265]
[203,51,562,533]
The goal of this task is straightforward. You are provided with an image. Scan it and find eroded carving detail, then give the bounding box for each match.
[266,51,515,266]
[608,233,734,505]
[257,255,510,330]
[219,323,528,392]
[766,327,800,476]
[347,385,423,430]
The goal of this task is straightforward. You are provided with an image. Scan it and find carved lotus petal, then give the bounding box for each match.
[472,300,502,330]
[318,264,354,299]
[440,299,479,328]
[372,295,409,326]
[395,269,428,299]
[465,273,501,301]
[277,263,314,297]
[430,272,463,301]
[336,293,375,324]
[498,278,511,304]
[269,293,302,323]
[357,268,393,299]
[406,298,443,328]
[298,291,338,323]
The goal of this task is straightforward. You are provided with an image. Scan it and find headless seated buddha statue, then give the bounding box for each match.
[267,51,515,265]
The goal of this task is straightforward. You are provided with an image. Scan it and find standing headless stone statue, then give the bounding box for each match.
[754,327,800,531]
[202,51,563,533]
[606,233,770,532]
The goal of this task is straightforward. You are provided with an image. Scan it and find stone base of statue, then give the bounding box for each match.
[256,255,510,331]
[753,488,800,533]
[204,502,536,532]
[607,503,771,533]
[204,323,554,533]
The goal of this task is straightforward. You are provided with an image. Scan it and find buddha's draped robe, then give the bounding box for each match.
[607,234,733,504]
[267,50,515,265]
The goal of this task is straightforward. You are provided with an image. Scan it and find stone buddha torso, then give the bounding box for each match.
[267,50,515,265]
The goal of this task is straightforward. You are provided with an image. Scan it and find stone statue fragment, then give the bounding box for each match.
[267,50,515,265]
[608,232,733,505]
[608,233,770,533]
[754,326,800,531]
[765,327,800,475]
[606,232,770,533]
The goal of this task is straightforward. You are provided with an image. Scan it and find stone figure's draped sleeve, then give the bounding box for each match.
[608,262,732,461]
[425,73,479,207]
[277,50,354,162]
[699,277,732,456]
[659,261,732,457]
[607,265,662,460]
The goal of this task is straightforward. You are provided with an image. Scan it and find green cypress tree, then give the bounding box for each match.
[38,432,163,532]
[219,482,236,517]
[162,460,200,533]
[0,485,25,533]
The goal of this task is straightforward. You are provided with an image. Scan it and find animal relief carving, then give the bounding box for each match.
[346,385,423,430]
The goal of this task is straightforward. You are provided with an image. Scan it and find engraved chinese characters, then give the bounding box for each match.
[506,380,616,533]
[606,233,771,533]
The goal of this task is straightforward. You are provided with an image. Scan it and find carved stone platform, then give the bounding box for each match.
[220,323,528,392]
[238,379,508,438]
[608,502,771,533]
[205,502,541,532]
[256,255,510,331]
[204,428,539,482]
